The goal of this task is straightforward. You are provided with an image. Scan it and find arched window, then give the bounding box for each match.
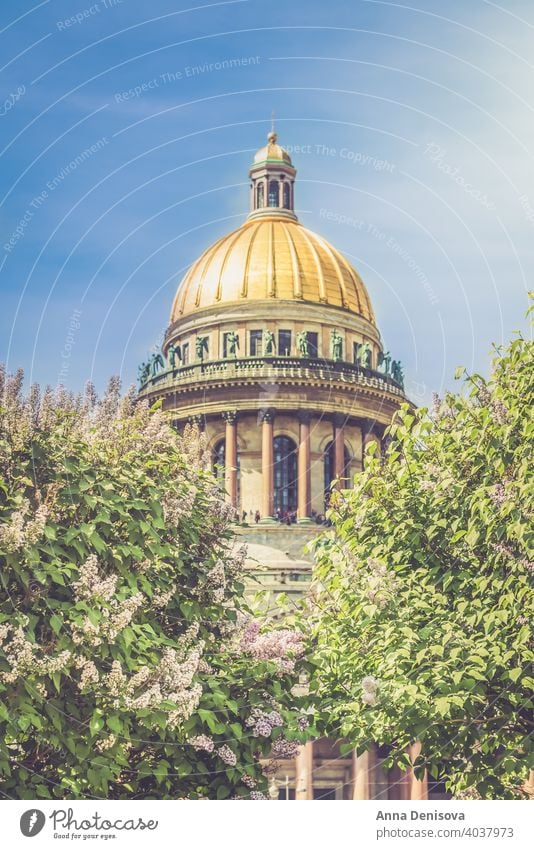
[283,181,291,209]
[324,440,351,502]
[256,183,264,208]
[268,180,279,207]
[273,435,297,514]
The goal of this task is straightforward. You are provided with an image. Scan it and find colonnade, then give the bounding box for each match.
[219,408,357,522]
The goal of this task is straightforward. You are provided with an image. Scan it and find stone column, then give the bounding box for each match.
[389,765,411,800]
[409,741,428,800]
[297,411,312,523]
[295,742,314,800]
[222,411,238,509]
[333,413,346,488]
[352,747,376,799]
[260,409,275,522]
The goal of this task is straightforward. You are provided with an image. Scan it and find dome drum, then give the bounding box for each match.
[163,301,382,378]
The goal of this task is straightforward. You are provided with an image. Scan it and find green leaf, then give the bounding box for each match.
[90,712,104,737]
[50,614,62,635]
[107,715,122,734]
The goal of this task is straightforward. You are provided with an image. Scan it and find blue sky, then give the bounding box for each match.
[1,0,533,403]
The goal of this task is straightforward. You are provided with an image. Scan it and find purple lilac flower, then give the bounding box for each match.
[271,737,300,759]
[190,734,214,753]
[218,744,237,766]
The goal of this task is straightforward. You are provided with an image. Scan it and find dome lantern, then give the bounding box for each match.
[249,128,297,222]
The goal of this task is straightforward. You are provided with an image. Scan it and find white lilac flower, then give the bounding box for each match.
[361,675,379,693]
[96,735,116,752]
[73,554,118,603]
[490,482,506,506]
[152,586,175,608]
[76,658,100,689]
[0,501,29,552]
[492,400,509,425]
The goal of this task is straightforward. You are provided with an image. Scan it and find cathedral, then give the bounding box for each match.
[138,131,442,800]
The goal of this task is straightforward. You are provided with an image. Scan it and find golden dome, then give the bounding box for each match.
[170,214,375,323]
[253,131,293,166]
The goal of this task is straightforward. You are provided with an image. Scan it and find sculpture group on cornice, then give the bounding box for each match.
[377,350,404,386]
[353,341,373,369]
[138,328,404,390]
[137,351,164,384]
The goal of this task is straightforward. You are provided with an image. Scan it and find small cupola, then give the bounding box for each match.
[248,128,297,221]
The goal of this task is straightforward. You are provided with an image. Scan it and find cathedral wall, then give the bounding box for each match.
[272,414,299,442]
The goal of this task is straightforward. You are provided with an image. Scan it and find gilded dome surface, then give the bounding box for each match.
[171,214,375,323]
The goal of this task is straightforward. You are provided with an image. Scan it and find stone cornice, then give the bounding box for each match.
[155,390,400,425]
[139,355,404,398]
